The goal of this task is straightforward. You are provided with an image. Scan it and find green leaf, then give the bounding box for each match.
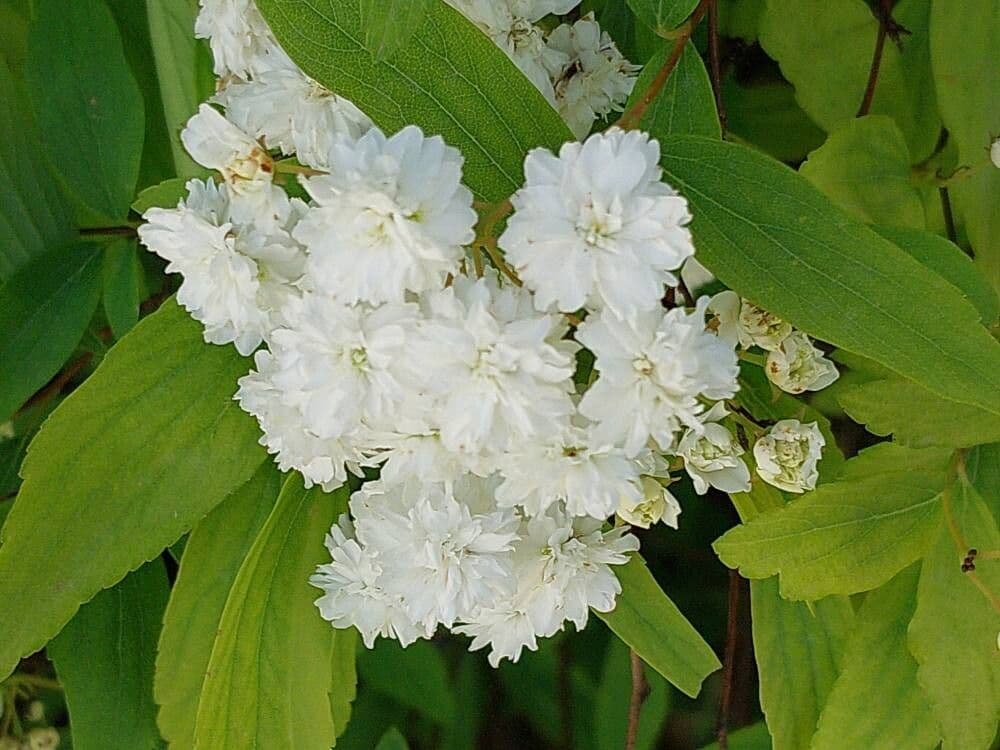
[717,0,766,43]
[0,299,266,681]
[154,463,283,749]
[48,559,169,750]
[131,177,190,215]
[26,0,144,223]
[722,79,825,164]
[594,637,670,750]
[102,239,142,339]
[800,116,925,228]
[359,639,457,726]
[147,0,215,178]
[750,577,853,750]
[909,480,1000,750]
[657,135,1000,421]
[626,0,699,33]
[255,0,572,201]
[930,0,1000,293]
[759,0,940,160]
[698,721,772,750]
[375,728,410,750]
[0,59,75,280]
[597,554,721,697]
[330,628,359,738]
[967,442,1000,515]
[626,41,720,139]
[874,224,999,325]
[360,0,431,61]
[714,443,953,599]
[0,243,103,421]
[811,566,940,750]
[192,476,350,749]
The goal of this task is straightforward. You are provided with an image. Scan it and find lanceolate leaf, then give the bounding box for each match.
[626,42,720,140]
[714,443,953,599]
[155,463,283,749]
[102,238,143,339]
[597,555,721,697]
[811,566,939,750]
[26,0,144,223]
[0,242,103,421]
[0,300,266,681]
[908,480,1000,750]
[49,559,169,750]
[255,0,573,201]
[192,476,351,749]
[657,135,1000,421]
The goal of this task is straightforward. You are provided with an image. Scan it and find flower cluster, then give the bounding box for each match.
[139,0,830,667]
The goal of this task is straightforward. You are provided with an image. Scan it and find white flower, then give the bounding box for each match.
[294,125,476,304]
[675,403,751,495]
[765,331,839,394]
[181,105,274,213]
[311,516,425,648]
[618,476,682,529]
[351,477,520,629]
[706,291,791,351]
[753,419,825,493]
[496,422,643,518]
[217,67,372,170]
[195,0,286,77]
[456,507,638,665]
[577,301,740,456]
[418,273,578,457]
[547,14,639,138]
[138,178,306,355]
[500,128,695,320]
[991,137,1000,169]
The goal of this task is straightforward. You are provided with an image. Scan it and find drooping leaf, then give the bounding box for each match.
[811,566,940,750]
[358,639,457,726]
[594,637,671,750]
[0,242,103,421]
[930,0,1000,293]
[102,239,143,339]
[908,480,1000,750]
[147,0,215,178]
[626,41,720,139]
[48,559,169,750]
[800,116,925,228]
[192,476,350,749]
[657,135,1000,421]
[154,463,283,749]
[26,0,144,223]
[714,443,953,599]
[759,0,940,160]
[255,0,573,201]
[0,59,75,280]
[0,299,266,681]
[597,554,721,697]
[626,0,699,33]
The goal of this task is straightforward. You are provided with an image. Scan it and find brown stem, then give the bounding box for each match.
[624,650,651,750]
[857,0,908,117]
[716,569,741,749]
[617,2,710,131]
[707,0,727,134]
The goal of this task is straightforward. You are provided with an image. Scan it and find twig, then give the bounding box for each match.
[716,570,741,749]
[857,0,909,117]
[706,0,727,134]
[624,651,651,750]
[617,1,710,130]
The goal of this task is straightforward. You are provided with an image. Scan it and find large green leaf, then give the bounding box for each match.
[597,555,721,697]
[359,639,457,726]
[626,41,720,140]
[0,242,103,421]
[48,559,169,750]
[909,480,1000,750]
[626,0,699,33]
[657,135,1000,420]
[800,116,925,229]
[0,299,266,681]
[256,0,572,201]
[25,0,144,223]
[154,463,283,749]
[192,476,350,749]
[147,0,215,178]
[930,0,1000,293]
[0,59,75,280]
[811,566,939,750]
[714,444,953,599]
[759,0,939,159]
